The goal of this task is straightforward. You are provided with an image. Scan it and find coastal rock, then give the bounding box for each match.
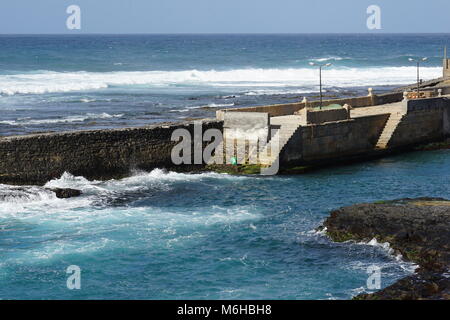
[355,271,450,300]
[321,197,450,300]
[49,188,82,199]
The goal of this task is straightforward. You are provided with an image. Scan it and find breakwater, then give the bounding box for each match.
[2,91,450,185]
[0,120,222,185]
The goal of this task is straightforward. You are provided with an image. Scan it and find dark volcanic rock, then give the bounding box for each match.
[322,197,450,300]
[50,188,82,199]
[355,271,450,300]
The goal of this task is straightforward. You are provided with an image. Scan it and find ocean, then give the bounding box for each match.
[1,34,450,299]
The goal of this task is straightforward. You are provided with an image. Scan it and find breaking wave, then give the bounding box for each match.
[0,169,250,218]
[0,66,442,96]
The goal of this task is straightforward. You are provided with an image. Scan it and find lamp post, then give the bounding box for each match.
[408,57,428,98]
[309,62,332,109]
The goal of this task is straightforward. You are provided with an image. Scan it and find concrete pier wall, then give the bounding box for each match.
[2,97,450,185]
[0,120,222,185]
[280,97,450,166]
[281,114,389,164]
[390,98,449,147]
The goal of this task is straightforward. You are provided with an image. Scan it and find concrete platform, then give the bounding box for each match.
[350,102,404,118]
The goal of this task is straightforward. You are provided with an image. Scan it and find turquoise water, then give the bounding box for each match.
[2,149,449,299]
[1,34,449,135]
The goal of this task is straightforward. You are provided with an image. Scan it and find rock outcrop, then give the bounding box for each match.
[322,198,450,300]
[49,188,82,199]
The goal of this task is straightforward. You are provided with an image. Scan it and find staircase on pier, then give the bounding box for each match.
[257,115,302,166]
[375,112,404,149]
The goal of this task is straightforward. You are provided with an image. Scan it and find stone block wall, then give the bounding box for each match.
[216,102,304,119]
[372,92,404,105]
[389,98,449,147]
[299,107,349,125]
[0,120,223,185]
[281,114,389,164]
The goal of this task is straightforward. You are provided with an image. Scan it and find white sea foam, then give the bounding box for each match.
[311,229,419,275]
[44,169,245,191]
[311,56,350,62]
[307,226,328,236]
[205,103,235,108]
[0,67,442,96]
[353,238,419,273]
[80,98,96,103]
[171,103,235,112]
[0,185,56,203]
[0,113,123,126]
[0,169,252,225]
[244,89,310,96]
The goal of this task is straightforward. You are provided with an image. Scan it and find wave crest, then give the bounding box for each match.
[0,67,442,96]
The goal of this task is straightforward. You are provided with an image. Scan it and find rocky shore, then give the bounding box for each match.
[321,197,450,300]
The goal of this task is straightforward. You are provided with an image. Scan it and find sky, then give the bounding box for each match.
[0,0,449,34]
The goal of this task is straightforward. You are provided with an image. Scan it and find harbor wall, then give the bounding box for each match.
[0,120,222,185]
[281,114,389,164]
[2,98,450,185]
[280,97,450,166]
[390,98,448,147]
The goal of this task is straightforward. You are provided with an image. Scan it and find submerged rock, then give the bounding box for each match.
[49,188,82,199]
[321,197,450,300]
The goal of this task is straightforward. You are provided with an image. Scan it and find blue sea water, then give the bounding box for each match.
[1,34,450,300]
[2,150,450,299]
[0,34,448,135]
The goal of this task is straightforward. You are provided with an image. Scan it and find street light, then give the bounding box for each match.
[309,62,332,109]
[408,57,428,98]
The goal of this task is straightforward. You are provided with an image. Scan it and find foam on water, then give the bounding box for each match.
[0,169,260,269]
[44,169,246,190]
[0,113,123,126]
[0,185,56,203]
[0,66,441,96]
[0,169,250,219]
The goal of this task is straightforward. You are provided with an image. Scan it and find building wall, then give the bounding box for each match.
[0,120,223,185]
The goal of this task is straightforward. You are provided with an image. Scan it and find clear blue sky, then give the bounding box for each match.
[1,0,449,34]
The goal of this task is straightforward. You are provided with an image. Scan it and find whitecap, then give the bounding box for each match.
[1,113,123,126]
[0,67,442,96]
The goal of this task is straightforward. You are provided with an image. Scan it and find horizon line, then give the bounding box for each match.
[1,32,450,36]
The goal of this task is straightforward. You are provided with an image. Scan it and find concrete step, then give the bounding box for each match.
[246,120,302,166]
[375,113,404,149]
